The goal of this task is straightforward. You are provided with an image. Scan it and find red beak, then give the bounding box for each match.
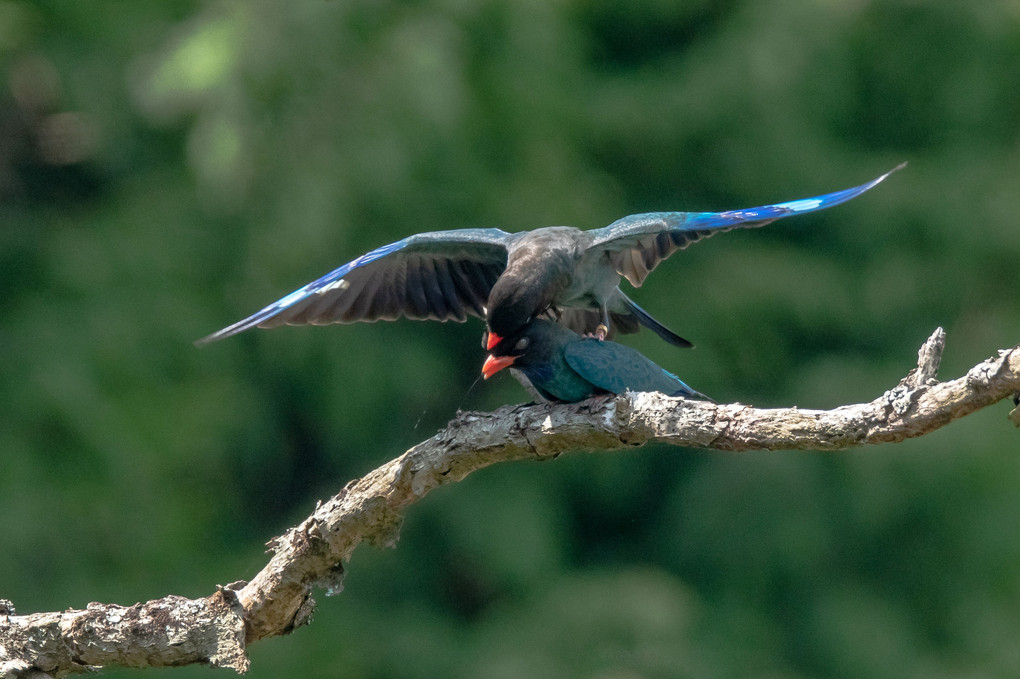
[482,354,517,379]
[486,332,502,351]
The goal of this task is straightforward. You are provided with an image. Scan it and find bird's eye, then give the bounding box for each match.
[514,337,529,351]
[481,331,489,349]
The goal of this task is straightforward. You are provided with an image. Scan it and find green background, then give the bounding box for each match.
[2,1,1019,677]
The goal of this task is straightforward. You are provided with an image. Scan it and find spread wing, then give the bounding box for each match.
[588,164,904,287]
[197,228,514,344]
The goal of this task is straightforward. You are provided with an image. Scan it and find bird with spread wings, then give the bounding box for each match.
[197,165,903,355]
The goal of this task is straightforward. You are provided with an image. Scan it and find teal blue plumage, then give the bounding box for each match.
[482,319,708,403]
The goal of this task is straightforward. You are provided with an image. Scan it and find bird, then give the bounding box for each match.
[196,164,903,347]
[480,318,709,403]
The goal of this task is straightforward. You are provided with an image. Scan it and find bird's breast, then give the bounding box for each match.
[557,251,621,307]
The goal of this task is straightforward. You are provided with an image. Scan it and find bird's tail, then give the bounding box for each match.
[617,291,694,348]
[671,378,715,402]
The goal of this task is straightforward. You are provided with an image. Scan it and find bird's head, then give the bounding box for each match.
[484,285,538,351]
[485,251,569,351]
[481,319,563,379]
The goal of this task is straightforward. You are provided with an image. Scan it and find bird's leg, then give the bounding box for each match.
[594,305,610,341]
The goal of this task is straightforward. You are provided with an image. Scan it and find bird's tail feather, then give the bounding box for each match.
[618,292,694,348]
[672,380,715,402]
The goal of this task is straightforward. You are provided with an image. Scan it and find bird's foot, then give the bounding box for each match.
[595,323,609,341]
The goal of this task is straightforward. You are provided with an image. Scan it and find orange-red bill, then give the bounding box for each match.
[486,332,502,351]
[482,354,516,379]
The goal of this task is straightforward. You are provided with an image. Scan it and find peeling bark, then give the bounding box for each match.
[2,329,1018,677]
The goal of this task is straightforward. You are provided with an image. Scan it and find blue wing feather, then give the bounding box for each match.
[592,164,904,246]
[587,164,904,287]
[681,162,905,230]
[197,228,512,344]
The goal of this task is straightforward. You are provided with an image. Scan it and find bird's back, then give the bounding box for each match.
[563,338,700,397]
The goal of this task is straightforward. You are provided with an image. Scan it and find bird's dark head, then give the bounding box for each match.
[485,248,570,350]
[481,319,563,379]
[485,278,543,350]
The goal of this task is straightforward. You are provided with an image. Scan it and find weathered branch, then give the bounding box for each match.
[3,329,1018,678]
[0,593,248,677]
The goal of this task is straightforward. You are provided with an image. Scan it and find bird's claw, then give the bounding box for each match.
[595,324,609,341]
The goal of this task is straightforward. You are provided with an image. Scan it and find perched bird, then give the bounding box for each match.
[196,165,903,347]
[480,319,708,403]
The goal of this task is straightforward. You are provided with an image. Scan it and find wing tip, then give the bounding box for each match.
[193,323,250,347]
[873,160,908,186]
[193,307,283,346]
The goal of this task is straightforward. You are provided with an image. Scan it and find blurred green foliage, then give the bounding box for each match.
[2,1,1019,677]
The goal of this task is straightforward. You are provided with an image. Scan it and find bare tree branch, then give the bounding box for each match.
[0,593,248,677]
[3,329,1018,678]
